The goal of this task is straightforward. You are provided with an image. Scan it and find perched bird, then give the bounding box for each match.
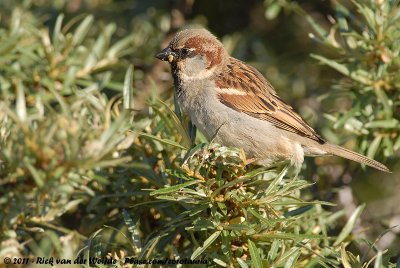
[155,28,389,172]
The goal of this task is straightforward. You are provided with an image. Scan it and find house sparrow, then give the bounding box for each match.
[155,28,389,172]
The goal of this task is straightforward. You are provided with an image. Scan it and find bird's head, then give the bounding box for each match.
[156,28,228,79]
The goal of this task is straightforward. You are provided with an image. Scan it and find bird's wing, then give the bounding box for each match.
[215,57,324,144]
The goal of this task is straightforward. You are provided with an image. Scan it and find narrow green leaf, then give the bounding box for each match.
[374,251,383,268]
[267,240,280,261]
[108,34,133,58]
[122,209,142,253]
[272,200,335,206]
[191,219,214,230]
[265,166,288,196]
[181,142,208,165]
[365,119,399,129]
[333,104,360,129]
[139,133,188,150]
[213,258,228,267]
[165,169,195,181]
[253,232,325,241]
[311,54,371,84]
[240,167,273,179]
[248,208,272,226]
[341,245,352,268]
[52,14,64,49]
[248,239,263,268]
[394,135,400,151]
[25,161,44,188]
[351,0,376,29]
[100,111,126,146]
[10,9,22,35]
[15,79,27,122]
[305,14,328,39]
[221,224,250,231]
[72,15,94,46]
[59,199,84,216]
[123,64,134,110]
[156,99,192,148]
[94,23,116,57]
[284,247,301,268]
[150,180,201,196]
[191,231,221,260]
[284,205,313,218]
[334,204,365,246]
[336,2,349,32]
[367,136,382,159]
[383,136,394,157]
[236,257,249,268]
[0,35,19,56]
[374,88,393,118]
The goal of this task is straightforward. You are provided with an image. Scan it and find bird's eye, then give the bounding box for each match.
[181,48,191,57]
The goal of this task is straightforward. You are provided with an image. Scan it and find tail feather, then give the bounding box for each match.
[321,143,390,173]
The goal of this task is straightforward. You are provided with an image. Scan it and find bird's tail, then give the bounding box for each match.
[320,143,390,172]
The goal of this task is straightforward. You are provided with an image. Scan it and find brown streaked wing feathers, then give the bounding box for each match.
[216,57,325,144]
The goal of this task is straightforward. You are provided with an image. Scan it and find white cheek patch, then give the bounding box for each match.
[179,63,218,80]
[214,87,247,95]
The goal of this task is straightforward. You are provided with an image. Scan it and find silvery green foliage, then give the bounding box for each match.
[0,2,397,267]
[309,1,400,161]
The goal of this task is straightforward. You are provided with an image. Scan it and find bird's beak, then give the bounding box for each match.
[155,47,176,63]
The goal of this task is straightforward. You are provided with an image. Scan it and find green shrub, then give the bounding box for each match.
[309,0,400,161]
[0,6,138,260]
[0,2,398,268]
